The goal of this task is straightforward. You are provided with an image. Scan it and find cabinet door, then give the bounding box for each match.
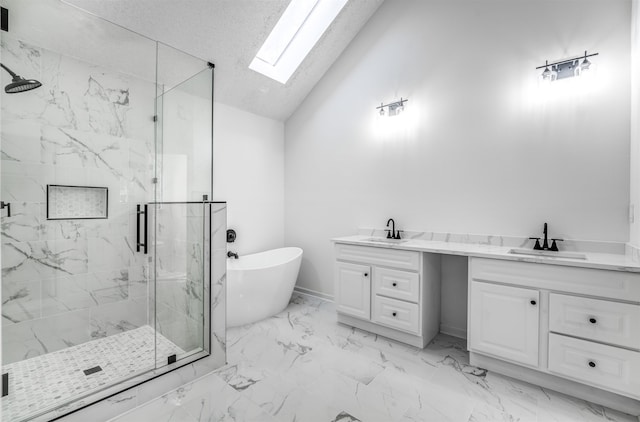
[335,262,371,320]
[469,281,539,367]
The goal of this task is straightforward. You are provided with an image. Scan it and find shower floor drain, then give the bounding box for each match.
[83,366,103,376]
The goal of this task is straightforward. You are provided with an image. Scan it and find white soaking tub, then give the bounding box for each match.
[227,247,303,327]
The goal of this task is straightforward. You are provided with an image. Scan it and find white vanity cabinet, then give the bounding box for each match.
[334,243,441,348]
[335,262,371,319]
[468,257,640,411]
[469,281,539,367]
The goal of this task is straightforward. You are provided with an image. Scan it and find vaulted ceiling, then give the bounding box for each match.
[64,0,384,121]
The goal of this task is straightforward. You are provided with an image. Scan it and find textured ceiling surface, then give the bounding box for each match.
[64,0,384,121]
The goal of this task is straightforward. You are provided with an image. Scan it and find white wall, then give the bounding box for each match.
[213,102,285,255]
[630,0,640,247]
[285,0,632,311]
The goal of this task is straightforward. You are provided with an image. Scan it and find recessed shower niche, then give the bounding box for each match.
[0,1,225,421]
[46,185,109,219]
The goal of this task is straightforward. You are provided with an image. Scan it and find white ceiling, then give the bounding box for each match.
[63,0,385,121]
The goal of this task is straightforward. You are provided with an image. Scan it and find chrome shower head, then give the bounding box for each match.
[0,63,41,93]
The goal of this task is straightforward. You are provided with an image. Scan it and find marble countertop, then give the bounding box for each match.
[331,234,640,273]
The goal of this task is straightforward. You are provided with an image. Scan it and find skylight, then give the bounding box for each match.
[249,0,348,84]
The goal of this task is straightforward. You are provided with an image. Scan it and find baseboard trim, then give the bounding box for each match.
[293,286,334,302]
[439,324,467,340]
[470,352,640,417]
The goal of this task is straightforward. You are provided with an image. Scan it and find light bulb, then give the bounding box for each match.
[379,107,385,116]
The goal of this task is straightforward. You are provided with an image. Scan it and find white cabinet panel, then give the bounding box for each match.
[550,294,640,350]
[548,333,640,400]
[469,281,539,367]
[471,258,640,302]
[335,243,420,271]
[372,295,420,334]
[373,267,420,303]
[335,262,371,320]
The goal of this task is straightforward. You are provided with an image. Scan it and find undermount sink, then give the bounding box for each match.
[365,237,408,244]
[507,248,587,260]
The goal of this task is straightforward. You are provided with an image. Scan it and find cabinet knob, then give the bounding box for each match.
[392,282,397,287]
[530,300,537,306]
[589,317,597,324]
[588,361,596,368]
[364,273,368,277]
[392,312,397,317]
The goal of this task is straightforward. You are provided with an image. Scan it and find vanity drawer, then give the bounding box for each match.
[548,333,640,399]
[470,258,640,302]
[550,293,640,350]
[335,243,420,271]
[374,267,420,303]
[372,295,420,334]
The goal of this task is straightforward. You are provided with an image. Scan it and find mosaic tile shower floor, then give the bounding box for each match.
[2,325,184,422]
[111,293,637,422]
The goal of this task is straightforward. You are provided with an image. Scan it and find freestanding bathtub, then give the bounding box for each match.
[227,247,303,327]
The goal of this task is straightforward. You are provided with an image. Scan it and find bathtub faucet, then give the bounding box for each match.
[227,251,239,259]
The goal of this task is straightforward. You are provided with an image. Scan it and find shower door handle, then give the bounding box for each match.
[1,201,10,217]
[136,204,148,254]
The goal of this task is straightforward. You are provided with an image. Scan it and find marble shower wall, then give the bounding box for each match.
[1,34,156,364]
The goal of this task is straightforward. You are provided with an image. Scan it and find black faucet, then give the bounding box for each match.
[227,251,239,259]
[386,218,402,239]
[530,222,563,251]
[386,219,395,238]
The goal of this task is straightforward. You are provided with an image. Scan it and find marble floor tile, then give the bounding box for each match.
[111,292,638,422]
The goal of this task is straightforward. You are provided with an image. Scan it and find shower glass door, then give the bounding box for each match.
[152,53,214,370]
[149,202,211,368]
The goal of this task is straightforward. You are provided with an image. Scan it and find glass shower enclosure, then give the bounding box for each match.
[0,1,220,421]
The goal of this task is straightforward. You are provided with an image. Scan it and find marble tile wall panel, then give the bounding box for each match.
[0,202,42,243]
[40,270,129,317]
[2,277,41,325]
[2,309,92,364]
[128,254,150,300]
[89,297,147,340]
[2,239,89,284]
[0,120,42,163]
[1,161,48,203]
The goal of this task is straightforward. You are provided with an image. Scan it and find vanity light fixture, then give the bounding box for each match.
[249,0,348,84]
[376,97,408,117]
[537,50,598,81]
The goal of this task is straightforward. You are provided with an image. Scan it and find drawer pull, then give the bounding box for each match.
[364,273,368,277]
[530,300,537,306]
[589,317,597,324]
[392,312,397,317]
[588,361,596,368]
[392,282,397,287]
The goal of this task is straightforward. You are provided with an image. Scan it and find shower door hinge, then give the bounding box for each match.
[152,177,158,184]
[1,8,8,32]
[152,115,158,122]
[167,354,177,365]
[2,373,8,397]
